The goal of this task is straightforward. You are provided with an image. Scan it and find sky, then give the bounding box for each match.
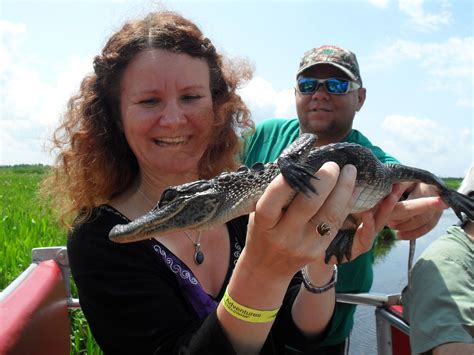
[1,0,473,177]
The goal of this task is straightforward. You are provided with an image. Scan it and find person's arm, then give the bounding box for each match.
[215,163,402,354]
[292,182,403,335]
[215,164,343,354]
[387,182,447,239]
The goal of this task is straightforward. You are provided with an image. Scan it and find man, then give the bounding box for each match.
[243,45,446,353]
[402,166,474,355]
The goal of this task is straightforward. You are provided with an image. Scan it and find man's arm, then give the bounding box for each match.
[387,183,446,239]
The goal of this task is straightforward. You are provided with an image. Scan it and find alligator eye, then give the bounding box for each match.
[159,188,178,206]
[237,165,250,172]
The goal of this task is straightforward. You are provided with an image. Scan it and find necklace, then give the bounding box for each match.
[184,231,204,265]
[136,187,157,208]
[137,185,204,265]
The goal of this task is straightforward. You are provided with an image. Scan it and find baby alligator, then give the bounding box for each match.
[109,133,474,264]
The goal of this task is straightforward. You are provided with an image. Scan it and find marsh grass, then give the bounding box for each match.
[0,165,102,354]
[0,165,463,354]
[443,177,462,190]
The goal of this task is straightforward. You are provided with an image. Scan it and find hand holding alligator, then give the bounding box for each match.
[109,132,474,265]
[240,161,402,274]
[244,162,355,277]
[388,183,447,240]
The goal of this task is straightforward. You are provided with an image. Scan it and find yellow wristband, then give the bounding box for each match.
[222,288,280,323]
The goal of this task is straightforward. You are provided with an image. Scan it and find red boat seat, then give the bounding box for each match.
[0,260,70,355]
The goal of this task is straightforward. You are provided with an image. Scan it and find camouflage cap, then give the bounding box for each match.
[297,45,362,84]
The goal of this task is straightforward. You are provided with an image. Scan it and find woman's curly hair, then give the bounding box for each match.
[42,11,253,224]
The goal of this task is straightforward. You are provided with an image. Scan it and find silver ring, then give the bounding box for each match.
[316,222,331,237]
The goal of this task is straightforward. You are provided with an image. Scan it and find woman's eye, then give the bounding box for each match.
[182,95,202,101]
[140,98,160,106]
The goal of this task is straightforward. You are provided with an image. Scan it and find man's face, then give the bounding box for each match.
[295,64,366,144]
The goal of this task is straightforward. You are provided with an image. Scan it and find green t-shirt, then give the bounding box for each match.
[243,118,399,346]
[402,226,474,354]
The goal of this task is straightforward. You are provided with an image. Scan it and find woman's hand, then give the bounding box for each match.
[307,180,404,267]
[218,162,356,353]
[244,162,358,278]
[218,162,405,352]
[291,179,403,336]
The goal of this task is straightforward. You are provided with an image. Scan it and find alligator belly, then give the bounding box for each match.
[351,183,391,213]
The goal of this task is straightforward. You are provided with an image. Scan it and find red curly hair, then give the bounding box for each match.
[43,11,254,223]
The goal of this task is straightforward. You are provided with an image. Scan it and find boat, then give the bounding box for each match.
[0,246,411,354]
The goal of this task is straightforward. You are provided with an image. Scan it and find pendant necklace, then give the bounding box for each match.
[137,185,204,265]
[184,231,204,265]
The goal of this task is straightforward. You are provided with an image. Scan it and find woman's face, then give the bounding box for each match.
[120,49,214,179]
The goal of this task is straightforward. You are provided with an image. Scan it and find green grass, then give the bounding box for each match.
[0,165,102,354]
[443,177,462,190]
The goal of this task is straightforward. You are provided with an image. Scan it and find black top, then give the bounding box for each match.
[68,205,329,354]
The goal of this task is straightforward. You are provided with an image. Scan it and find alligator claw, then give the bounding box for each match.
[277,133,319,195]
[280,163,318,195]
[325,229,355,264]
[441,189,474,222]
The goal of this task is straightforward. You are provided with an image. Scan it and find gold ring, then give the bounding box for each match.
[316,222,331,236]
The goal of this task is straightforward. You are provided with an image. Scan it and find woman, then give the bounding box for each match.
[43,11,401,354]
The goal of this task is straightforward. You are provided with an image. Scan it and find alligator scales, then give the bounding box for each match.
[109,134,474,263]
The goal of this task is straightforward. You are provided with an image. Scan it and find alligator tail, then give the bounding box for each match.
[440,188,474,222]
[388,163,474,223]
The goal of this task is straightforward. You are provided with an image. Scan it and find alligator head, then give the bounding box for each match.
[109,169,268,243]
[109,180,223,243]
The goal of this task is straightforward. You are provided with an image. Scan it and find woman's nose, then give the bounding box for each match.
[159,101,186,127]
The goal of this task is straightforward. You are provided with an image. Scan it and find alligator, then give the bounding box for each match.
[109,133,474,264]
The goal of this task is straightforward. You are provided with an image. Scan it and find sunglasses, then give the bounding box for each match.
[297,77,361,95]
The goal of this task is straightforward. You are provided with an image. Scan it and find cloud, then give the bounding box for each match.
[380,115,471,176]
[381,115,448,153]
[366,37,473,107]
[367,0,390,9]
[0,20,92,165]
[398,0,452,32]
[238,76,297,122]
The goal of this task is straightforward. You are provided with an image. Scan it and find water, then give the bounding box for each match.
[349,209,459,354]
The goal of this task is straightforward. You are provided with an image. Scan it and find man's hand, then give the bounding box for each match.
[387,183,447,240]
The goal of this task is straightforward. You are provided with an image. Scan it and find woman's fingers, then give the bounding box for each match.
[248,162,356,269]
[253,173,297,230]
[313,164,357,228]
[287,164,357,262]
[281,162,342,231]
[307,165,356,229]
[350,184,403,259]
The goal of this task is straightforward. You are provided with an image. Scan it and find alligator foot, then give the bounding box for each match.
[324,229,355,264]
[441,188,474,222]
[277,133,319,195]
[280,162,319,195]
